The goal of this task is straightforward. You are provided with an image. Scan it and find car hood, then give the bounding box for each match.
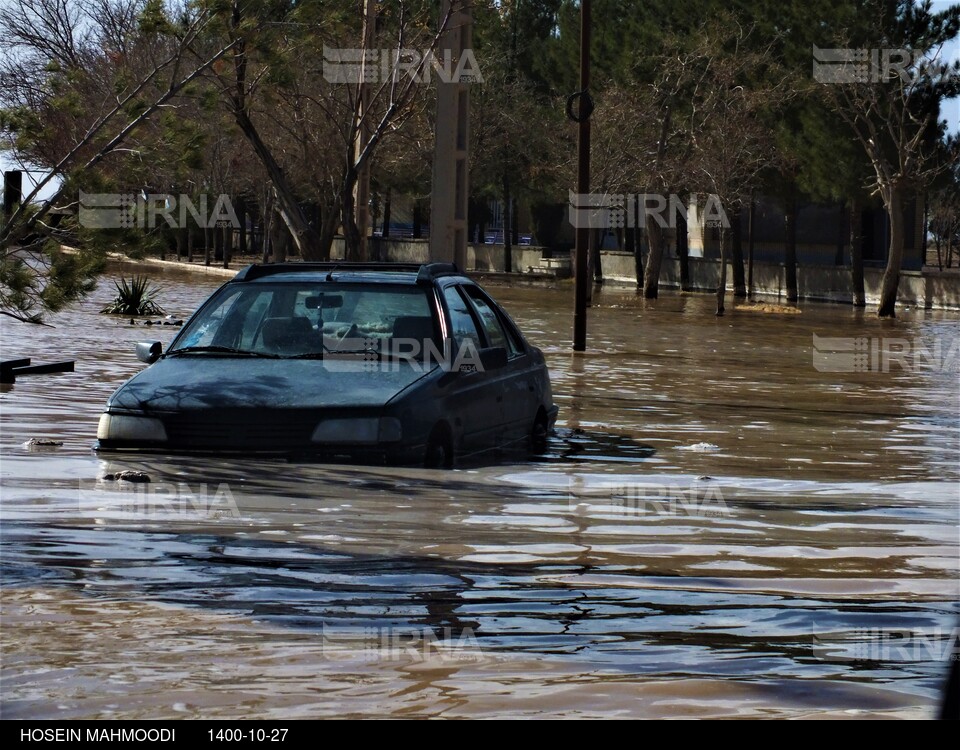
[108,356,434,412]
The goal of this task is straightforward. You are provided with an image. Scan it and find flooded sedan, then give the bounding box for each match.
[96,263,557,466]
[1,261,957,719]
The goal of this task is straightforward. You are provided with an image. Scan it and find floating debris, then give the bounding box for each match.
[22,438,63,449]
[102,470,151,483]
[1,358,74,383]
[733,302,802,315]
[679,442,721,452]
[128,318,183,327]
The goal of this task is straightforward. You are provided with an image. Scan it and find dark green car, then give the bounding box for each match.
[96,263,558,467]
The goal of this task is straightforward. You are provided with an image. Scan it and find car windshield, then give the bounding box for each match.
[169,282,437,359]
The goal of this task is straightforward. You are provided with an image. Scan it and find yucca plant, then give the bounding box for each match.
[100,275,165,315]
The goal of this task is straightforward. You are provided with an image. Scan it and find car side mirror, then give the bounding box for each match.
[136,341,162,364]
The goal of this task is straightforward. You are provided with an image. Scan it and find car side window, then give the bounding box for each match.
[442,286,482,352]
[463,286,523,357]
[238,291,275,349]
[178,288,244,349]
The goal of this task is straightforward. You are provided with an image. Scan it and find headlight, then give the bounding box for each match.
[311,417,403,444]
[97,413,168,442]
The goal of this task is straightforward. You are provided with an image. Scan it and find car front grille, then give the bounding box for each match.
[162,410,322,451]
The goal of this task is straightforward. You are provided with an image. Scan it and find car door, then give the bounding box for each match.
[461,284,541,447]
[440,284,505,453]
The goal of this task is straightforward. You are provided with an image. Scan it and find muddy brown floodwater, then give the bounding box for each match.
[1,262,957,719]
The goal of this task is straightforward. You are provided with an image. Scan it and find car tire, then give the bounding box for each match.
[424,424,453,469]
[529,411,549,456]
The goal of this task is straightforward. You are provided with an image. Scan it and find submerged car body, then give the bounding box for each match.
[96,262,558,466]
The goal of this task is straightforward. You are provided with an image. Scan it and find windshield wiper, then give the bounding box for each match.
[288,351,327,359]
[167,346,280,358]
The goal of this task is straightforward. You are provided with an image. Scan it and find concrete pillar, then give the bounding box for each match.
[429,1,471,268]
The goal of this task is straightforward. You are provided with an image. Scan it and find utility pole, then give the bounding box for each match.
[429,0,471,268]
[571,0,592,351]
[353,0,377,261]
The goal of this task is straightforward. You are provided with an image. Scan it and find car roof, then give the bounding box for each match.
[231,262,468,286]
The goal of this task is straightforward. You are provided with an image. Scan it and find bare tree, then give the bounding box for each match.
[822,0,960,316]
[0,1,234,322]
[653,20,789,313]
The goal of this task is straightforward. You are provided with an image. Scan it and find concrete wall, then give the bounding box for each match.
[330,237,545,273]
[327,237,958,310]
[599,249,960,310]
[469,243,544,273]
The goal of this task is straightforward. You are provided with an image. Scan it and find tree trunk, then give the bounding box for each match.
[849,197,866,307]
[204,226,211,266]
[878,186,905,318]
[341,166,364,262]
[175,228,184,261]
[642,107,672,298]
[382,190,391,238]
[784,194,798,303]
[214,222,223,262]
[261,199,273,263]
[270,215,288,264]
[222,224,233,269]
[187,227,194,263]
[477,201,487,245]
[318,207,338,261]
[747,196,755,298]
[835,202,845,265]
[731,205,746,297]
[592,228,603,283]
[634,227,644,288]
[642,215,664,298]
[586,228,595,304]
[503,175,513,273]
[677,203,690,292]
[237,197,248,257]
[412,200,423,239]
[234,110,323,259]
[716,227,728,316]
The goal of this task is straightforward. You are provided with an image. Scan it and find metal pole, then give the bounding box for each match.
[572,0,591,352]
[747,193,755,299]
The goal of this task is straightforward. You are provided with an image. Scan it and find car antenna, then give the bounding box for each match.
[325,264,340,282]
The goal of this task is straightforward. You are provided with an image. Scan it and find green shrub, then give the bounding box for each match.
[100,275,165,315]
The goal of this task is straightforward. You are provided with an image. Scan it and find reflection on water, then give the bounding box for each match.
[1,264,957,718]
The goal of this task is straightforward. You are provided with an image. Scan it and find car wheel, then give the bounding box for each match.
[424,424,453,469]
[529,411,549,456]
